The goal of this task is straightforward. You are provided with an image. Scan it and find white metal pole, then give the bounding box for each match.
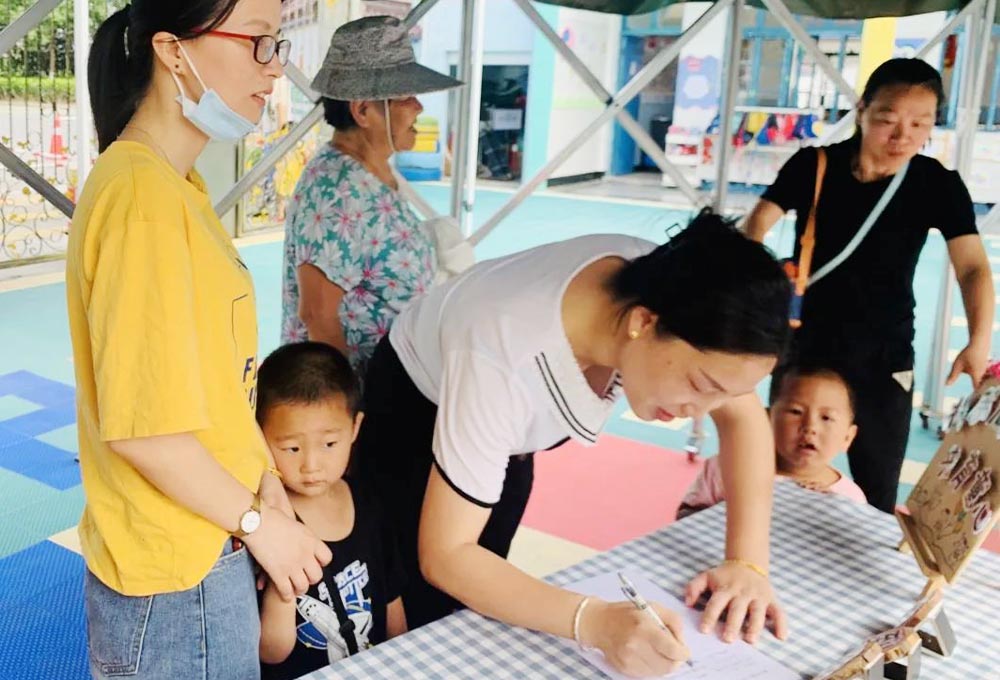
[0,0,62,57]
[923,1,987,428]
[450,0,478,224]
[511,0,703,204]
[394,168,439,219]
[816,5,978,148]
[469,0,733,245]
[923,260,955,427]
[284,63,320,102]
[714,0,744,211]
[967,0,995,174]
[450,6,471,220]
[816,110,855,144]
[918,0,986,60]
[982,202,1000,232]
[405,0,442,29]
[215,104,325,217]
[956,9,983,176]
[74,0,91,192]
[760,0,859,108]
[459,0,486,237]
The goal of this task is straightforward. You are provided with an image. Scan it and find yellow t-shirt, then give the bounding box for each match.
[66,141,267,595]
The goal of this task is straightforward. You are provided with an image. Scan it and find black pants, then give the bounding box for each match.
[773,337,914,514]
[356,337,535,629]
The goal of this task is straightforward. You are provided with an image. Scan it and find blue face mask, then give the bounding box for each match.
[172,44,257,142]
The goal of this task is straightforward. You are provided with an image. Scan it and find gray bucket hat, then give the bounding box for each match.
[311,15,463,101]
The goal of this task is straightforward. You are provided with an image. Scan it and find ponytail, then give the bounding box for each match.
[88,8,149,151]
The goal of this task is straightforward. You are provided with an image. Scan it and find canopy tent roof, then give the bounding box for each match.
[537,0,1000,21]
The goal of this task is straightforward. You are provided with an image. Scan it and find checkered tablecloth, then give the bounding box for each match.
[299,482,1000,679]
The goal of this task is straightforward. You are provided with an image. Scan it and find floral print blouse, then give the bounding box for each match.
[280,144,437,375]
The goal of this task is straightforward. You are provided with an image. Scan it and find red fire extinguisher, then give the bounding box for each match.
[944,34,957,68]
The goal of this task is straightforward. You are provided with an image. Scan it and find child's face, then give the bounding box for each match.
[261,396,363,497]
[770,375,858,474]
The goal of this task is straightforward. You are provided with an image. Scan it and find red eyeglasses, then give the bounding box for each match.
[200,30,291,66]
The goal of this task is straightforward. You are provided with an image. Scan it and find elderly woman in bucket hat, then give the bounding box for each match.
[280,15,462,376]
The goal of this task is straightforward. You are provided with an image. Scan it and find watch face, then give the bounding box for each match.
[240,510,262,535]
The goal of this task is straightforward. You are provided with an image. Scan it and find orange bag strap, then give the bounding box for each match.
[794,147,826,297]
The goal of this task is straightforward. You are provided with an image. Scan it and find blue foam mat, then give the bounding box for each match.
[0,542,88,680]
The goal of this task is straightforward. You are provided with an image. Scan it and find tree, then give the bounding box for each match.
[0,0,129,79]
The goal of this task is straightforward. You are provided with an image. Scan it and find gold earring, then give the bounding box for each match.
[629,330,640,340]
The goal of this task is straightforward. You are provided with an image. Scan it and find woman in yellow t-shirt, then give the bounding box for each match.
[67,2,331,678]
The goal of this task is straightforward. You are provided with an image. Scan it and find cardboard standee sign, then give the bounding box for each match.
[897,374,1000,584]
[812,641,885,680]
[817,369,1000,680]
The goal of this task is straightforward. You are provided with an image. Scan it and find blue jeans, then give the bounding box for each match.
[84,541,260,679]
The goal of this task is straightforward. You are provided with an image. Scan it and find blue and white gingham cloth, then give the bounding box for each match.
[298,482,1000,679]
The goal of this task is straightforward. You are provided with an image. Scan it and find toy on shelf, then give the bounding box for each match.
[395,115,444,182]
[698,106,822,188]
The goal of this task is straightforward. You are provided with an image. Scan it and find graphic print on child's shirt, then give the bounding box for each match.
[260,478,404,680]
[296,559,373,663]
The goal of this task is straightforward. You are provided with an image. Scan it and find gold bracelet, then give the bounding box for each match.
[265,466,283,480]
[723,558,769,579]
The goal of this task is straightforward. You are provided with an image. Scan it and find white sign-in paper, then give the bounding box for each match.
[566,571,800,680]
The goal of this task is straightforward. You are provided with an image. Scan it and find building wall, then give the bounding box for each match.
[413,0,537,155]
[544,7,621,178]
[414,1,624,182]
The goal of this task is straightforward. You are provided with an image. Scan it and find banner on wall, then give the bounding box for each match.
[675,55,720,111]
[671,2,727,131]
[553,11,616,109]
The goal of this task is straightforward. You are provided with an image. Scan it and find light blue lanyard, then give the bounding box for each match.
[808,160,910,286]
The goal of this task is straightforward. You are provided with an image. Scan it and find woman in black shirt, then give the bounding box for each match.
[747,58,994,513]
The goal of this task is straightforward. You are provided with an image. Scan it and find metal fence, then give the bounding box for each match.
[0,0,126,266]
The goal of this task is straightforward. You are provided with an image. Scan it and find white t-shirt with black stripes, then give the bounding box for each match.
[389,234,656,507]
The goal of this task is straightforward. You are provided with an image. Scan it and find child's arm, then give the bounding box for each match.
[386,597,408,639]
[684,393,786,645]
[675,502,701,520]
[676,457,725,520]
[260,581,298,664]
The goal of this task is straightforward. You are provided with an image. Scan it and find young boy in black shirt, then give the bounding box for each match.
[256,342,406,679]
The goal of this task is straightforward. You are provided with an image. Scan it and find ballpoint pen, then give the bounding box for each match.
[618,571,694,670]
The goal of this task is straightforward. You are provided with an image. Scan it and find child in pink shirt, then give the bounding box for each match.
[678,365,866,519]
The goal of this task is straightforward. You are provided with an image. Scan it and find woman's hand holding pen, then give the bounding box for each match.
[578,600,691,677]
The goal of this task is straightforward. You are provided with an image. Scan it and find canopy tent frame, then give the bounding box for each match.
[467,0,733,247]
[511,0,706,206]
[450,0,487,235]
[0,0,994,430]
[714,0,746,211]
[815,0,984,145]
[921,0,997,433]
[431,0,996,435]
[0,0,84,222]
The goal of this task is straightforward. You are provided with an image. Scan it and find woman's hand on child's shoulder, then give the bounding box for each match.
[259,470,295,518]
[244,503,332,602]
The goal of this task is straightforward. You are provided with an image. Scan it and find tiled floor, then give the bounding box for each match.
[0,184,996,679]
